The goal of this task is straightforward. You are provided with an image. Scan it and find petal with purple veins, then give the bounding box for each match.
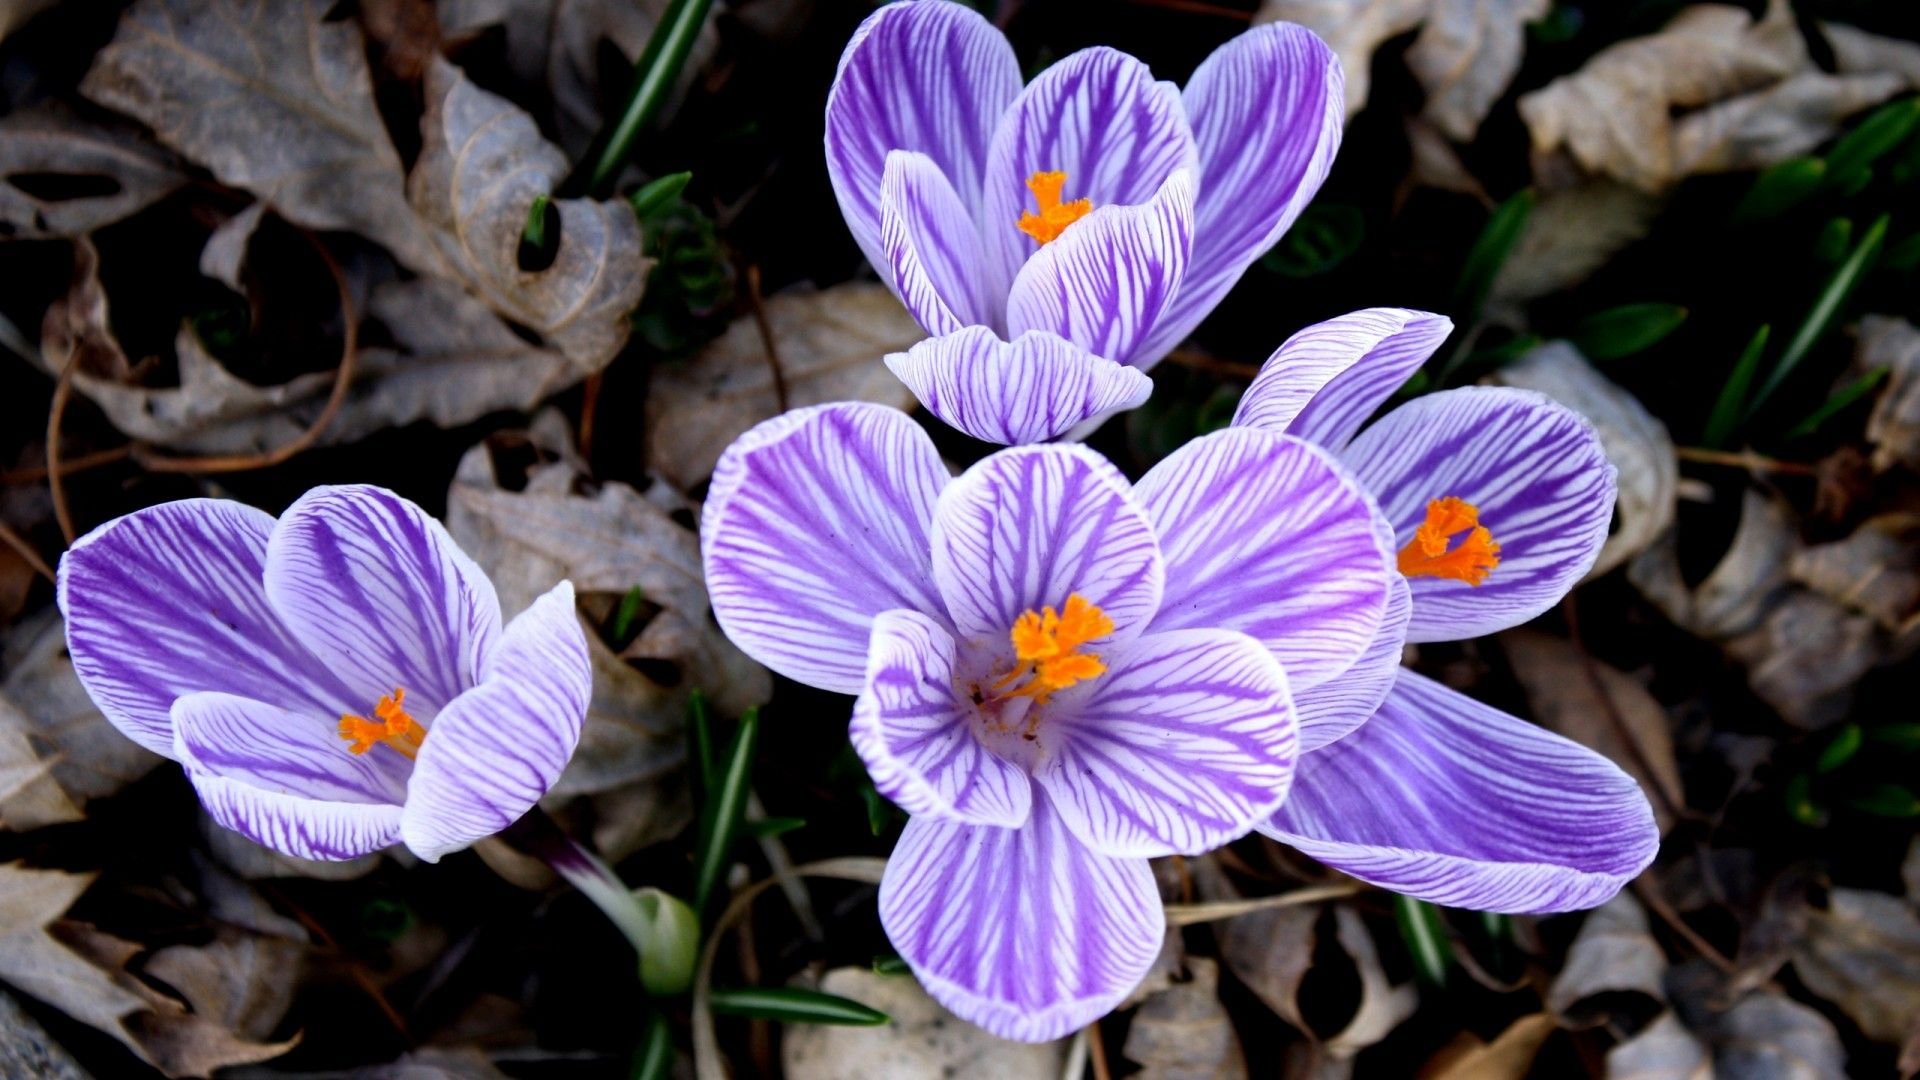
[265,485,501,717]
[58,498,351,758]
[850,609,1032,828]
[1133,23,1344,366]
[981,47,1198,292]
[931,444,1164,643]
[1035,628,1295,858]
[880,794,1162,1042]
[886,326,1152,446]
[1262,670,1658,913]
[1233,308,1453,451]
[704,403,951,694]
[1341,387,1616,643]
[1137,427,1392,691]
[880,150,999,334]
[1293,573,1410,752]
[826,0,1020,272]
[1005,169,1195,369]
[401,582,591,862]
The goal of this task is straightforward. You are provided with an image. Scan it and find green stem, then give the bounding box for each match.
[588,0,716,195]
[503,810,651,955]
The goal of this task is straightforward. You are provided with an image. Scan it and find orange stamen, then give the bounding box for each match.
[1397,497,1501,586]
[992,594,1113,706]
[1016,171,1093,245]
[339,687,426,760]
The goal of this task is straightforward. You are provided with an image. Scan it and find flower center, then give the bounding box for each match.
[1397,497,1501,585]
[1016,170,1093,245]
[984,593,1113,716]
[338,687,427,760]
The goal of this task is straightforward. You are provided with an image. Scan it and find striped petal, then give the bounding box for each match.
[1293,573,1410,752]
[880,150,997,334]
[982,47,1198,293]
[58,498,351,758]
[1262,671,1658,914]
[174,691,402,861]
[1005,169,1195,369]
[1233,308,1453,452]
[931,444,1164,644]
[880,794,1162,1042]
[1342,388,1616,643]
[1133,23,1344,367]
[1137,427,1393,691]
[850,609,1032,828]
[826,0,1020,274]
[703,403,950,694]
[886,326,1153,446]
[401,582,591,862]
[1035,629,1295,858]
[265,485,501,716]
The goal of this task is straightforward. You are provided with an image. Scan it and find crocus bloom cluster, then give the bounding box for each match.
[827,0,1342,444]
[1231,308,1659,912]
[702,402,1398,1040]
[59,485,591,863]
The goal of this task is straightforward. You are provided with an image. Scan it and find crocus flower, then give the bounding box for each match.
[826,0,1342,444]
[58,485,591,863]
[701,401,1396,1039]
[1232,308,1659,912]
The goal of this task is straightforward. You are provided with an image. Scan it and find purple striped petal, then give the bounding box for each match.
[1137,427,1393,691]
[886,326,1153,446]
[880,150,998,334]
[826,0,1020,273]
[401,582,590,861]
[174,691,402,861]
[1293,573,1410,751]
[1262,671,1658,913]
[265,485,500,717]
[930,444,1164,643]
[1233,309,1453,452]
[704,403,950,694]
[849,609,1032,827]
[58,498,350,758]
[1035,628,1295,858]
[879,794,1162,1042]
[1342,388,1616,643]
[982,48,1198,293]
[1133,23,1344,367]
[1005,169,1196,369]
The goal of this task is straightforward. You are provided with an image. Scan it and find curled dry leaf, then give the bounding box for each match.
[645,283,925,489]
[1791,514,1920,632]
[447,410,769,859]
[0,609,161,831]
[1489,180,1664,307]
[1497,342,1677,579]
[782,967,1069,1080]
[1824,22,1920,89]
[1700,989,1848,1079]
[1725,591,1881,729]
[1421,1012,1556,1080]
[81,0,444,276]
[1254,0,1428,119]
[1791,888,1920,1045]
[1607,1011,1712,1080]
[1122,957,1249,1080]
[1404,0,1550,142]
[1502,629,1683,834]
[410,57,648,372]
[1630,489,1798,643]
[0,104,184,240]
[1545,894,1668,1023]
[1857,315,1920,474]
[1671,70,1909,178]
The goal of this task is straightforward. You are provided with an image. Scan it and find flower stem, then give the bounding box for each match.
[502,810,652,955]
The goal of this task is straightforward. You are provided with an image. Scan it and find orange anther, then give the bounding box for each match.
[1397,497,1501,586]
[992,594,1113,705]
[1016,171,1093,244]
[339,686,426,759]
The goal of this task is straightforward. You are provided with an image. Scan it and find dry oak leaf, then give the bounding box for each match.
[1122,957,1249,1080]
[1790,513,1920,632]
[1857,314,1920,473]
[1791,888,1920,1046]
[1670,69,1909,178]
[0,104,184,240]
[783,967,1069,1080]
[1488,179,1664,306]
[410,57,648,372]
[1421,1012,1556,1080]
[1629,488,1799,643]
[1545,894,1668,1023]
[1724,590,1881,729]
[1607,1011,1712,1080]
[645,282,924,489]
[81,0,445,275]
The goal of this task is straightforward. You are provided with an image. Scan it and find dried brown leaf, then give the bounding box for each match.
[1255,0,1429,118]
[1791,888,1920,1045]
[1725,591,1880,728]
[1545,894,1667,1022]
[0,104,184,240]
[1607,1011,1712,1080]
[1703,989,1847,1079]
[1791,513,1920,631]
[1671,70,1909,177]
[1823,22,1920,89]
[645,282,925,489]
[1419,1012,1555,1080]
[1630,488,1799,642]
[1123,957,1248,1080]
[81,0,444,275]
[782,967,1069,1079]
[1406,0,1549,141]
[1490,179,1663,306]
[1857,314,1920,473]
[410,57,648,371]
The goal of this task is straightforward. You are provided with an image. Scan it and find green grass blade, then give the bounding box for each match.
[1733,156,1826,222]
[692,707,760,913]
[588,0,716,195]
[630,1012,674,1080]
[1394,894,1451,988]
[707,986,889,1026]
[1784,366,1889,439]
[1703,325,1771,448]
[1749,213,1890,417]
[1823,97,1920,186]
[1450,189,1534,319]
[1570,303,1688,360]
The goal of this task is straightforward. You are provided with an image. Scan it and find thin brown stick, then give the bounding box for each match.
[131,231,359,475]
[1164,347,1261,381]
[1675,446,1818,476]
[1,444,132,487]
[1086,1018,1113,1080]
[1632,878,1737,975]
[0,521,54,583]
[260,881,411,1037]
[46,346,81,545]
[745,264,789,413]
[1122,0,1253,19]
[578,372,603,462]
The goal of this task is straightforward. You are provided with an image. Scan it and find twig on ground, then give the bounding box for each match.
[745,265,789,413]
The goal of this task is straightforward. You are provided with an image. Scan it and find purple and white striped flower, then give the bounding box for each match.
[1233,308,1660,913]
[827,0,1343,444]
[701,402,1395,1040]
[57,485,591,864]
